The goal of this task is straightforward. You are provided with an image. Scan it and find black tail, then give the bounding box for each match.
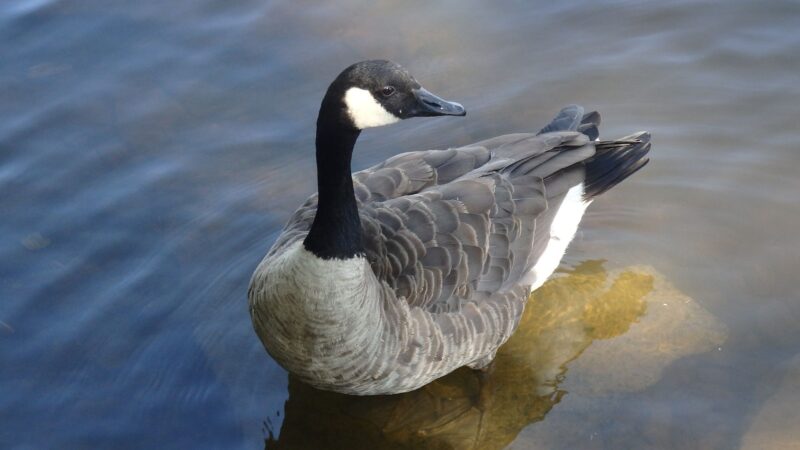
[538,105,650,199]
[583,131,651,200]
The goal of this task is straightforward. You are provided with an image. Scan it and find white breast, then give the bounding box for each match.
[261,241,371,313]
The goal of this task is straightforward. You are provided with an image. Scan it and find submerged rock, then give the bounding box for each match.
[515,265,727,449]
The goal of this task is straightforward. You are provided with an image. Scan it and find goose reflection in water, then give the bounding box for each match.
[265,261,654,450]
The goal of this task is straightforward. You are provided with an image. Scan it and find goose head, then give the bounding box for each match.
[319,60,466,131]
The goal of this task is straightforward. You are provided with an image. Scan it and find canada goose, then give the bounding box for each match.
[248,60,650,395]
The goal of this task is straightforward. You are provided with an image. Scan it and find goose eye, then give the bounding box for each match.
[380,86,396,97]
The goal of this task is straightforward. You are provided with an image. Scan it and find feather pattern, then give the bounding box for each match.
[251,104,651,394]
[271,130,591,307]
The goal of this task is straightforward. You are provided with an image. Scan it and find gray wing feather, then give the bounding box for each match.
[270,130,596,314]
[358,132,593,313]
[537,104,585,135]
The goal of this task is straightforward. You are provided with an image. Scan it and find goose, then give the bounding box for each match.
[248,60,651,395]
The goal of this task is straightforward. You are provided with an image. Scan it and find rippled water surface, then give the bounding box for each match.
[2,1,799,448]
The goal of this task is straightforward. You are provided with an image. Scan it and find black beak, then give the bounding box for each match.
[410,87,466,117]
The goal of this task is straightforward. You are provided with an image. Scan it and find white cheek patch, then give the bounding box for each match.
[343,87,400,129]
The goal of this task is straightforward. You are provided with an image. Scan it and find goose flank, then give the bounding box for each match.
[248,60,651,395]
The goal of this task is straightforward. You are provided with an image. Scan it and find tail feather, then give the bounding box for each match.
[583,131,651,200]
[538,105,601,141]
[537,105,584,135]
[538,106,650,199]
[577,111,601,141]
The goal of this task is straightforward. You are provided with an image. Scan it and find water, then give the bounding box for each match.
[1,0,799,448]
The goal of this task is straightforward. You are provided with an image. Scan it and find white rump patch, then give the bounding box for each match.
[343,87,400,129]
[528,183,591,292]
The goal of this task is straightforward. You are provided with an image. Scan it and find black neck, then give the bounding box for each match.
[303,93,364,259]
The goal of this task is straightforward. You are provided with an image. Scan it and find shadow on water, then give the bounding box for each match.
[265,261,654,450]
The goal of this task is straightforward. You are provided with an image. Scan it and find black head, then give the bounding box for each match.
[321,60,466,130]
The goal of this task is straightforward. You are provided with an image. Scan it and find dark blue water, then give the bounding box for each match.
[2,0,799,448]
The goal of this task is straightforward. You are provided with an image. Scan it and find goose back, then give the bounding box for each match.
[266,130,596,316]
